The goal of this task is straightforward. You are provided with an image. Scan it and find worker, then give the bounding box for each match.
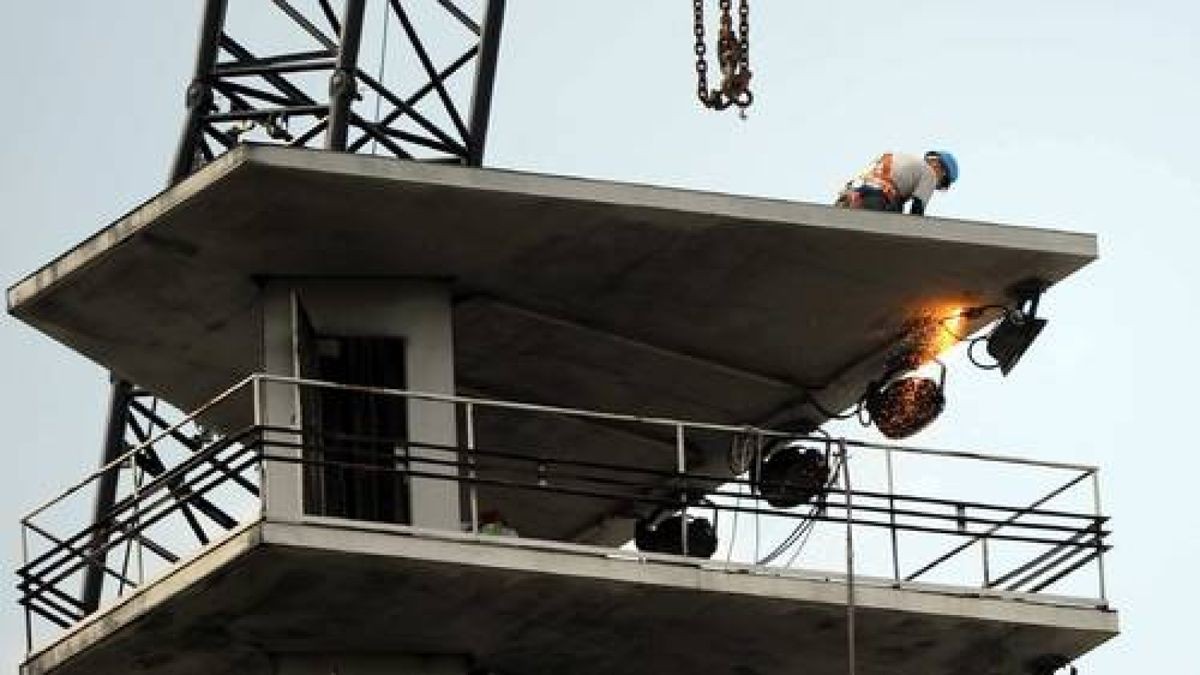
[835,151,959,215]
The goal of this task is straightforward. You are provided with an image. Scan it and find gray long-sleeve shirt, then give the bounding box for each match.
[853,153,938,212]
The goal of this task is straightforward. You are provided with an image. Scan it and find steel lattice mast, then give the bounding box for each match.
[81,0,505,612]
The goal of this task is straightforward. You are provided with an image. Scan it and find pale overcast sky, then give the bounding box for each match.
[2,1,1198,673]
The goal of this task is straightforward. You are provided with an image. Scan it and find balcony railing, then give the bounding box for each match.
[18,374,1110,653]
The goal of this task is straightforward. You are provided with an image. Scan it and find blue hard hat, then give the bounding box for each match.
[926,150,959,187]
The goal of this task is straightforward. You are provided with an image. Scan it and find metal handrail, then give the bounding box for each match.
[24,372,1101,526]
[254,372,1101,471]
[19,372,1110,649]
[21,374,258,524]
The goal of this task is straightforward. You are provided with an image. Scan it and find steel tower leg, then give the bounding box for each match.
[327,0,367,151]
[169,0,229,183]
[467,0,506,166]
[85,0,229,609]
[81,0,506,614]
[79,379,132,613]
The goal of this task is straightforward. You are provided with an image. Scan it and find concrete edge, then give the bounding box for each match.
[245,144,1100,259]
[19,514,1117,675]
[7,144,1098,318]
[262,518,1119,635]
[6,147,251,314]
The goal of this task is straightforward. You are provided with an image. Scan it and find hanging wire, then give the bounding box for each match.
[967,337,1003,369]
[753,433,763,563]
[724,429,762,562]
[117,450,145,596]
[371,0,392,155]
[759,446,844,566]
[725,480,742,563]
[783,512,820,568]
[754,493,761,563]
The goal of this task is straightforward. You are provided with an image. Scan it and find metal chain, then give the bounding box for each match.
[693,0,709,106]
[718,0,735,81]
[738,0,750,70]
[692,0,753,112]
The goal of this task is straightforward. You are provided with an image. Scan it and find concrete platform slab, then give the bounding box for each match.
[7,145,1096,438]
[22,518,1117,675]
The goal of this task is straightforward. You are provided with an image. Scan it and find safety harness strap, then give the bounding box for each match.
[866,153,898,201]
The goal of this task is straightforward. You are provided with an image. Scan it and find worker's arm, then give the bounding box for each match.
[910,168,937,216]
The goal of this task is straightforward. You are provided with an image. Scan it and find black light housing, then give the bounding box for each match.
[634,500,718,559]
[864,361,947,440]
[986,282,1047,376]
[751,443,831,508]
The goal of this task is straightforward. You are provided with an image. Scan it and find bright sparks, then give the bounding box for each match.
[932,305,966,357]
[903,304,967,365]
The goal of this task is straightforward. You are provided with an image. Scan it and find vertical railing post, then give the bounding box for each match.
[841,439,856,675]
[252,374,263,427]
[981,536,991,588]
[885,445,899,582]
[677,423,688,557]
[326,0,367,151]
[132,449,144,589]
[467,402,479,534]
[21,520,31,653]
[252,375,266,518]
[1091,468,1107,604]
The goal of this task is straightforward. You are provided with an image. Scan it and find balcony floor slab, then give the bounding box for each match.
[23,518,1117,675]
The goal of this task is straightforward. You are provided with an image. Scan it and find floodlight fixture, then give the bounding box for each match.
[985,281,1048,376]
[634,499,719,559]
[751,442,831,508]
[864,360,947,440]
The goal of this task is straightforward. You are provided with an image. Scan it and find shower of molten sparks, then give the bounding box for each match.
[931,305,966,356]
[871,304,964,438]
[904,305,966,365]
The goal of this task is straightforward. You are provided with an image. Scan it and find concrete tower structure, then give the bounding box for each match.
[12,3,1115,674]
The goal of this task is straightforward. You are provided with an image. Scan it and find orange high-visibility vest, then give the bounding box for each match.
[864,153,898,201]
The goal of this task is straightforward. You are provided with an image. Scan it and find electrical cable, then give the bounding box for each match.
[783,511,820,568]
[758,508,815,565]
[967,336,1002,370]
[756,448,843,565]
[370,0,392,155]
[754,487,761,563]
[727,428,758,474]
[937,304,1010,342]
[725,480,742,563]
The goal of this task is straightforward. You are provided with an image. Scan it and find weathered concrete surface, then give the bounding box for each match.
[7,144,1095,434]
[22,519,1117,675]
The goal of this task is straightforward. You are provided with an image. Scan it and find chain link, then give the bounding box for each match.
[739,0,750,69]
[692,0,753,112]
[693,0,709,106]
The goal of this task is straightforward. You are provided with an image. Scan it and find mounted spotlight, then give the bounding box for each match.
[864,360,947,440]
[750,441,831,508]
[634,499,718,559]
[986,281,1048,376]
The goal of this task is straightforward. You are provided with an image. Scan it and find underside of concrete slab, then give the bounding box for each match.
[8,145,1095,435]
[22,519,1116,675]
